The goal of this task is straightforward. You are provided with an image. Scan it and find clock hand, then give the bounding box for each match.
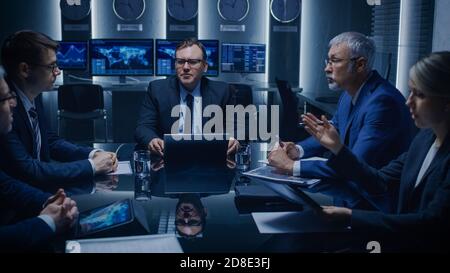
[232,0,237,9]
[181,0,185,8]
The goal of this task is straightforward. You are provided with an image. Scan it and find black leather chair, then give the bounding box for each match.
[275,78,307,142]
[57,84,107,143]
[229,83,254,142]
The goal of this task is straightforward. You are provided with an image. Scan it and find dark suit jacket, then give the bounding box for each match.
[0,167,54,252]
[0,81,94,188]
[328,129,450,233]
[135,76,236,148]
[298,71,416,212]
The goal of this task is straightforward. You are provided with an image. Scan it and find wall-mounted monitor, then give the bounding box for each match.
[221,43,266,73]
[89,39,154,76]
[155,39,219,77]
[57,41,88,70]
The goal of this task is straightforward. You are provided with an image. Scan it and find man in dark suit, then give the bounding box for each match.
[268,32,416,212]
[135,38,239,156]
[0,66,78,252]
[0,30,117,188]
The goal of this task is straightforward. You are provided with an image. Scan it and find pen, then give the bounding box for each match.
[299,120,334,127]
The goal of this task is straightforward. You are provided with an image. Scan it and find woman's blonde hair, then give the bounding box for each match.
[409,51,450,98]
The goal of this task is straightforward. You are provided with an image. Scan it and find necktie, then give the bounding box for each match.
[185,94,194,133]
[28,108,41,161]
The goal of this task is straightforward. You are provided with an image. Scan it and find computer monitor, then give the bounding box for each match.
[89,39,154,76]
[155,39,219,77]
[57,41,88,70]
[221,43,266,73]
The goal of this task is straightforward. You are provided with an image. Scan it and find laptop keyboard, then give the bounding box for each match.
[157,210,176,234]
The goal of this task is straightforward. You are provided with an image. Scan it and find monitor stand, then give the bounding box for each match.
[113,76,132,86]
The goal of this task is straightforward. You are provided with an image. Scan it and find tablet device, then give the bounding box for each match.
[76,199,134,238]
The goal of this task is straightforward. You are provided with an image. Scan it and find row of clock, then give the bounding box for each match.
[60,0,301,23]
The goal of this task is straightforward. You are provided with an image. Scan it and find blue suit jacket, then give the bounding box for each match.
[298,71,416,209]
[0,81,94,188]
[328,129,450,233]
[135,76,236,148]
[0,167,54,252]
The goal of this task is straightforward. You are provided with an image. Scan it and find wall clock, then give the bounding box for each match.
[167,0,198,22]
[270,0,301,23]
[113,0,146,21]
[60,0,91,21]
[217,0,249,22]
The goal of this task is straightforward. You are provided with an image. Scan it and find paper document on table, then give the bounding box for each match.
[252,211,349,234]
[108,161,132,175]
[259,156,327,165]
[243,165,320,186]
[65,234,183,253]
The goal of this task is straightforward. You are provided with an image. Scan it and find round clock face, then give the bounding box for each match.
[113,0,146,21]
[217,0,250,22]
[270,0,301,23]
[168,0,198,22]
[60,0,91,21]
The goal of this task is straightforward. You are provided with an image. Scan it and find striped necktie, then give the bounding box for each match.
[28,107,41,161]
[184,94,194,133]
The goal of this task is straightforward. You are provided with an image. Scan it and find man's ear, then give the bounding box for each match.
[18,62,31,79]
[203,62,208,73]
[356,57,367,73]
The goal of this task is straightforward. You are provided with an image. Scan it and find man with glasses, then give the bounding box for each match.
[135,38,239,156]
[0,65,79,251]
[268,32,416,212]
[0,30,117,190]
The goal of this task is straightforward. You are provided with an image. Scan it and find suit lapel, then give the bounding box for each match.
[342,72,382,146]
[201,77,211,124]
[413,132,450,191]
[16,96,34,138]
[398,131,435,212]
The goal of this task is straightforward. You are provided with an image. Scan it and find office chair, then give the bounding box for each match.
[230,83,253,107]
[275,77,307,142]
[57,84,107,143]
[229,83,254,142]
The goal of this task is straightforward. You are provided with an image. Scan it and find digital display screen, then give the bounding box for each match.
[78,199,133,236]
[221,43,266,73]
[57,41,88,70]
[89,39,154,76]
[155,39,219,77]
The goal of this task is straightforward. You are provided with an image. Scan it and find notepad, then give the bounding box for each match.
[108,161,133,175]
[66,234,183,253]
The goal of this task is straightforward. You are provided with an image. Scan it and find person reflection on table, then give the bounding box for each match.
[175,194,207,238]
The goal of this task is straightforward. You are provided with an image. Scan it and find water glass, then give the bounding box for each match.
[235,144,251,170]
[133,150,150,177]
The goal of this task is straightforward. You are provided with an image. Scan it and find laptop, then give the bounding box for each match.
[256,179,323,213]
[163,134,229,168]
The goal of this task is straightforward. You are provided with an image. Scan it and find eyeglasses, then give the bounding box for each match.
[0,91,17,103]
[325,57,360,67]
[32,63,60,74]
[175,219,203,226]
[175,58,204,67]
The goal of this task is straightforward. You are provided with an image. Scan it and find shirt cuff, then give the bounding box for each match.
[293,160,301,177]
[88,149,103,175]
[296,145,304,158]
[38,215,56,233]
[88,159,96,175]
[89,149,103,159]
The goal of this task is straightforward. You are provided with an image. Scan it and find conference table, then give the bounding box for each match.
[57,143,396,253]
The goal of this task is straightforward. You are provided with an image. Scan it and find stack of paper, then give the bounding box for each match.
[66,234,183,253]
